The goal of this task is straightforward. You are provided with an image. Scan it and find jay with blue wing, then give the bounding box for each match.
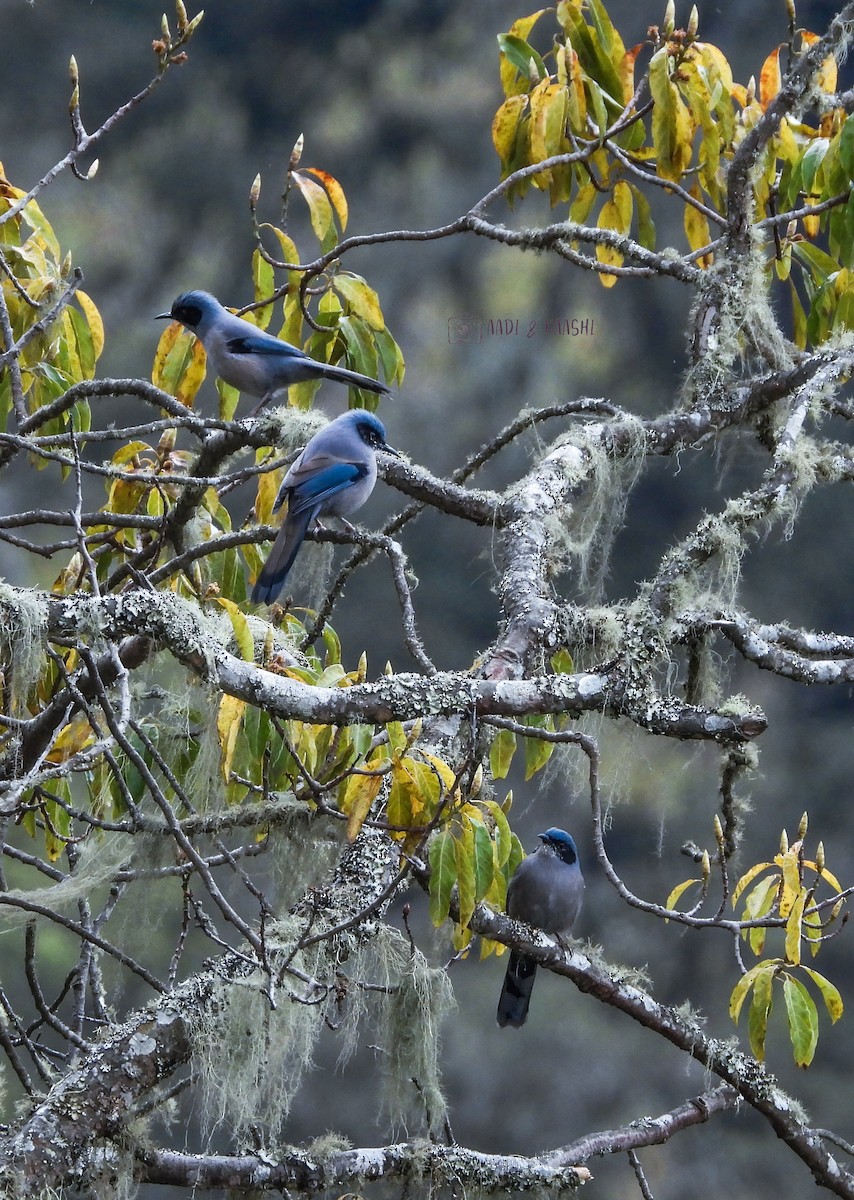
[497,828,584,1028]
[251,408,399,605]
[157,290,390,408]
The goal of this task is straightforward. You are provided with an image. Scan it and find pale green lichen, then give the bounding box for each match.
[0,586,48,719]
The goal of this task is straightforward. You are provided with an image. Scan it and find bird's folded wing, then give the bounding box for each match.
[225,332,306,358]
[286,462,367,517]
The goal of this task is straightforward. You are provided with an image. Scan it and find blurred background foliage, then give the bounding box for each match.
[1,2,853,1197]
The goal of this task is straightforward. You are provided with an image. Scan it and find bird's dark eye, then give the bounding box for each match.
[174,302,202,326]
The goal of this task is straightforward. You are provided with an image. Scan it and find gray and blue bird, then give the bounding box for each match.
[157,290,390,407]
[497,828,584,1028]
[251,408,399,605]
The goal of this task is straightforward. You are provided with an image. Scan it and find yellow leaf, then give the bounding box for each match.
[684,187,713,265]
[342,770,383,842]
[420,750,458,795]
[529,81,567,182]
[799,31,838,94]
[74,290,105,361]
[215,597,254,662]
[217,693,246,781]
[785,888,807,966]
[291,170,335,246]
[492,95,527,168]
[47,717,95,763]
[332,272,385,331]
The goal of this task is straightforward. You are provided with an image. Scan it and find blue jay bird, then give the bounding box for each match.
[156,290,391,408]
[497,828,584,1028]
[252,408,399,605]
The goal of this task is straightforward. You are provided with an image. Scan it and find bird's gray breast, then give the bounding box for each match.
[507,850,583,935]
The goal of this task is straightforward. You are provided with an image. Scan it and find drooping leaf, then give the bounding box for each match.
[783,974,819,1067]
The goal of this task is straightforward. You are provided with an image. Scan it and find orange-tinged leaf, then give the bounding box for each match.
[800,31,838,94]
[304,167,349,231]
[291,170,334,246]
[619,44,643,105]
[759,45,783,110]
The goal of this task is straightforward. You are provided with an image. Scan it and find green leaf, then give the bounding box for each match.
[730,959,775,1023]
[783,974,819,1067]
[837,113,854,180]
[252,249,275,328]
[649,47,693,183]
[801,967,844,1023]
[469,815,496,903]
[333,272,385,331]
[455,825,477,928]
[429,831,457,926]
[484,799,513,867]
[747,964,775,1060]
[497,32,547,84]
[489,727,517,780]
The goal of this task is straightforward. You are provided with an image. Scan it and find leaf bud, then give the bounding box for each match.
[85,159,99,180]
[797,811,808,839]
[662,0,675,38]
[687,6,698,38]
[470,763,484,798]
[69,55,79,85]
[176,0,188,30]
[816,841,825,873]
[289,133,304,171]
[701,849,710,881]
[249,173,261,212]
[780,827,789,854]
[161,13,172,41]
[713,813,724,845]
[746,75,756,105]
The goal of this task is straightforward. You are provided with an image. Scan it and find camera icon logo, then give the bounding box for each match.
[448,316,483,343]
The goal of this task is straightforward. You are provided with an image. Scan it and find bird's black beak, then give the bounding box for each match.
[154,311,174,321]
[382,442,401,458]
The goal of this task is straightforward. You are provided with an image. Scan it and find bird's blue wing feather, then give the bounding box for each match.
[287,463,367,516]
[226,332,306,359]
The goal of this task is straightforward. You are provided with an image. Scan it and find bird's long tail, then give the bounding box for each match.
[252,506,315,605]
[496,953,537,1028]
[317,362,390,395]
